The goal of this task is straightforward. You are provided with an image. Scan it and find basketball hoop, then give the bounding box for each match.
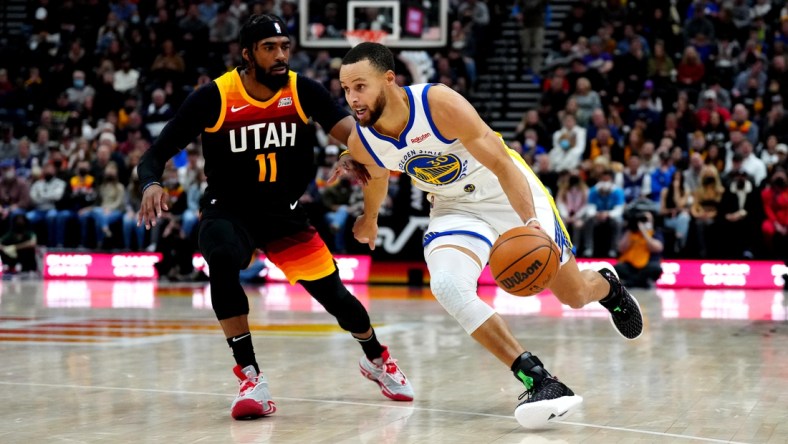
[344,29,389,47]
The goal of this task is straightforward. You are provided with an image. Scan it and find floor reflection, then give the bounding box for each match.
[0,280,771,322]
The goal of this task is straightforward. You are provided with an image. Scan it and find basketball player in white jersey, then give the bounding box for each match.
[337,42,644,429]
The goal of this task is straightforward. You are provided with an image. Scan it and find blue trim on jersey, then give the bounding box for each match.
[368,87,416,149]
[422,84,456,144]
[356,124,385,168]
[552,213,572,260]
[423,230,493,248]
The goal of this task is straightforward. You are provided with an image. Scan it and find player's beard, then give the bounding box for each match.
[253,60,290,91]
[358,90,387,127]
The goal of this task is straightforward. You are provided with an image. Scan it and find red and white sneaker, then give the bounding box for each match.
[230,365,276,420]
[359,346,414,401]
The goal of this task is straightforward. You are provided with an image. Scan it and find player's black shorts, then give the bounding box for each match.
[198,200,336,284]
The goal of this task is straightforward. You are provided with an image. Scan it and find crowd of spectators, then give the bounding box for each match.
[2,0,786,278]
[0,0,496,276]
[511,0,788,265]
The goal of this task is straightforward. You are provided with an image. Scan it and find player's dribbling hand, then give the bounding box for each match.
[353,214,378,250]
[137,184,169,229]
[524,217,542,231]
[328,154,371,186]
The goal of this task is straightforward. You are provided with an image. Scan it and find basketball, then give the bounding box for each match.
[489,226,561,297]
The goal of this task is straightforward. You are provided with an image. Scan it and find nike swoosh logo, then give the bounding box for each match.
[231,104,250,112]
[289,201,298,210]
[232,333,251,342]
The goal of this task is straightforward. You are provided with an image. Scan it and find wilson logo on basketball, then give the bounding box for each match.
[410,133,431,144]
[501,260,543,289]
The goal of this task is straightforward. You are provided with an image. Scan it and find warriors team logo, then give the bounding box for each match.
[404,154,465,185]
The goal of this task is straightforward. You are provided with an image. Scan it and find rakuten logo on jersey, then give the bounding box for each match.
[410,133,431,144]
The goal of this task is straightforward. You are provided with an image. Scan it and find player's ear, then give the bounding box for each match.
[385,70,396,84]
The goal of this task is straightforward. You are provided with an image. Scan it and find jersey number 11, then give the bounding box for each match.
[256,153,277,182]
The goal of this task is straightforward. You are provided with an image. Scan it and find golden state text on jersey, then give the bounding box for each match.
[355,84,490,197]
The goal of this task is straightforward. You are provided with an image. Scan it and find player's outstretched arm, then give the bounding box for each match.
[426,85,539,226]
[347,129,390,250]
[326,116,372,185]
[137,84,220,229]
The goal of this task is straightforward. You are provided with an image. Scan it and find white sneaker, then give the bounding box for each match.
[231,365,276,420]
[359,346,414,401]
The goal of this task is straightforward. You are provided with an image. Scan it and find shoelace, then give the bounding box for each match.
[517,377,558,402]
[517,388,534,402]
[384,358,399,375]
[239,373,257,395]
[374,356,405,384]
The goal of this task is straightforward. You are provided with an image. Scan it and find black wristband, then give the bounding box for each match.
[141,181,162,194]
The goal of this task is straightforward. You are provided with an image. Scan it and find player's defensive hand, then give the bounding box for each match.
[353,214,378,250]
[328,154,371,186]
[137,184,169,229]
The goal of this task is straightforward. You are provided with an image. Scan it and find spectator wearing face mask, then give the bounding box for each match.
[65,70,95,108]
[583,169,625,257]
[550,114,586,172]
[0,159,31,235]
[761,168,788,261]
[520,129,546,166]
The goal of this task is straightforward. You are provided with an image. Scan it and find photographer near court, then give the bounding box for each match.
[613,208,664,288]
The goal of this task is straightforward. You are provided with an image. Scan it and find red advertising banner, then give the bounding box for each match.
[42,252,786,290]
[43,253,162,280]
[656,260,787,289]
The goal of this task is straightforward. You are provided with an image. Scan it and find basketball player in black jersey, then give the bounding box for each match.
[137,15,413,420]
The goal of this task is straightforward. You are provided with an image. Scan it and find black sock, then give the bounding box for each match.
[355,328,385,361]
[511,352,551,389]
[597,270,621,305]
[227,332,259,374]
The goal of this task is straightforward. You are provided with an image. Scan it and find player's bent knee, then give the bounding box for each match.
[429,271,494,334]
[427,248,494,334]
[204,245,250,320]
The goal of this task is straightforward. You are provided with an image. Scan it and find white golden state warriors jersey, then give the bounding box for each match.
[356,83,496,198]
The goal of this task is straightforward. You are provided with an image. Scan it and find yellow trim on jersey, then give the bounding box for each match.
[232,69,284,108]
[504,143,573,248]
[205,74,231,133]
[290,73,308,124]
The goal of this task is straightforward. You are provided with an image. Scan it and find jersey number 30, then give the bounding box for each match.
[255,153,277,182]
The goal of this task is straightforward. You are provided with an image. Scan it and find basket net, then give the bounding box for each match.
[344,29,389,47]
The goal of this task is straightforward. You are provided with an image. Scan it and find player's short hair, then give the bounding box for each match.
[341,42,395,73]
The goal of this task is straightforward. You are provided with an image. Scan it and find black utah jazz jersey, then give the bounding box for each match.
[138,68,348,214]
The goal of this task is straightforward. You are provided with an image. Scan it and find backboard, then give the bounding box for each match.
[300,0,447,48]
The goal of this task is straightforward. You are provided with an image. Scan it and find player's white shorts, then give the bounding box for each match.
[422,154,573,266]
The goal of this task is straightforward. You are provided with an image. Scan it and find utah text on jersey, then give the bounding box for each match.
[229,122,296,152]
